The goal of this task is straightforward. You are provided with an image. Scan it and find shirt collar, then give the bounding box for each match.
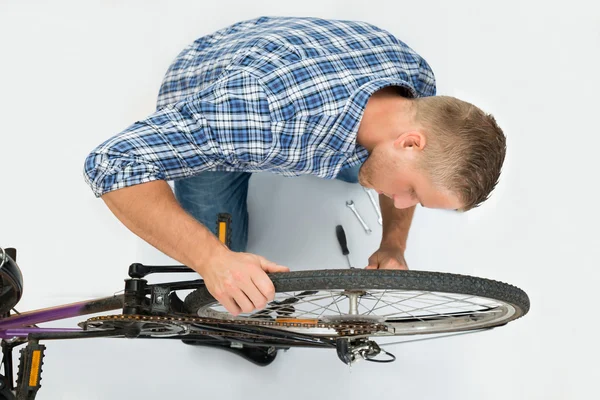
[323,77,418,155]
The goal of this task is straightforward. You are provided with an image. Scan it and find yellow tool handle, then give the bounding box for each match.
[216,213,232,248]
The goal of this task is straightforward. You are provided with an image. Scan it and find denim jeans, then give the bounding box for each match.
[173,164,361,252]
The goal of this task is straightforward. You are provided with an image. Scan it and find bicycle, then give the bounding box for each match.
[0,214,530,399]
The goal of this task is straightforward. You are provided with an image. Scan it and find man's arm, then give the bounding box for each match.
[365,195,414,270]
[83,86,285,315]
[100,180,289,316]
[101,180,227,273]
[379,194,415,251]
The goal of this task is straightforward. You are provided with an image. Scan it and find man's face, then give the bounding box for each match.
[357,144,463,211]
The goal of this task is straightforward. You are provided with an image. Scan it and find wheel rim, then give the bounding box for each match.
[195,288,520,337]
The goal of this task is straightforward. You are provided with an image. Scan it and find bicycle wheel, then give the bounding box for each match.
[183,269,529,337]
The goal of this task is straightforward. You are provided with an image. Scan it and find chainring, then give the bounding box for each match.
[80,314,389,338]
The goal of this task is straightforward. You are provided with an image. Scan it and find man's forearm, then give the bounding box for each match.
[101,180,228,274]
[379,194,415,250]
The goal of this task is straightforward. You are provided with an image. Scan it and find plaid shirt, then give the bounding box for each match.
[83,16,436,197]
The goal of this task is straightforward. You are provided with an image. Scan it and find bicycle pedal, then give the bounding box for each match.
[16,342,46,400]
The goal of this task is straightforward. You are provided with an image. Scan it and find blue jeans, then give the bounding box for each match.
[174,165,361,252]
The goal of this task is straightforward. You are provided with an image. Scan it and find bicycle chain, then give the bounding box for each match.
[81,314,388,337]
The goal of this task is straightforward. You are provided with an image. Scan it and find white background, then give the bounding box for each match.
[1,0,599,399]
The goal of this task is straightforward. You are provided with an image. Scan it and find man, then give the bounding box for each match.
[83,16,506,317]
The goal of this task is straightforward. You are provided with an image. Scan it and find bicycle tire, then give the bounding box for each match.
[183,269,530,336]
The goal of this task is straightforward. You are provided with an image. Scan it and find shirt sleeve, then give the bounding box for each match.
[416,57,437,97]
[83,71,272,197]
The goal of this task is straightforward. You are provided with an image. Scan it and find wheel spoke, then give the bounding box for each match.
[195,276,522,337]
[293,293,347,318]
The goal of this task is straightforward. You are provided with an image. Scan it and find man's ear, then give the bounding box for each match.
[393,131,426,150]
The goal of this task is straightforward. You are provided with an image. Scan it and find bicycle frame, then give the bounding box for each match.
[0,295,124,339]
[0,251,528,398]
[0,268,225,399]
[0,266,209,342]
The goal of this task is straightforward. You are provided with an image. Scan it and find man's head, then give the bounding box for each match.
[357,91,506,211]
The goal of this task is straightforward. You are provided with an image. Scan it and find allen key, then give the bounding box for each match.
[346,200,372,234]
[363,187,383,226]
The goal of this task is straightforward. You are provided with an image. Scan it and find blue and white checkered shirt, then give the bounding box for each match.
[83,16,436,197]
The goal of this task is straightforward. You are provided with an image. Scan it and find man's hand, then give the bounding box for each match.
[100,181,289,316]
[365,246,409,270]
[200,248,290,316]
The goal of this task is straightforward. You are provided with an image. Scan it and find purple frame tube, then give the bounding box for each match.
[0,295,124,339]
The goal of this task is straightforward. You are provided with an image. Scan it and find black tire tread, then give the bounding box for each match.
[184,269,530,321]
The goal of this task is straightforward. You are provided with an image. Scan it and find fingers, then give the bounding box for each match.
[215,282,267,316]
[230,267,270,313]
[206,252,310,317]
[265,264,290,273]
[379,260,408,270]
[366,253,379,269]
[232,288,262,314]
[214,293,242,316]
[212,255,284,316]
[365,260,408,270]
[259,256,290,273]
[240,256,289,310]
[251,273,276,303]
[254,256,286,302]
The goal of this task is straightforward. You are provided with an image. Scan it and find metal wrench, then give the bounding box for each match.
[346,200,372,234]
[363,187,383,225]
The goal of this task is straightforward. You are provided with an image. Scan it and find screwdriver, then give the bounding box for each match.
[336,224,355,269]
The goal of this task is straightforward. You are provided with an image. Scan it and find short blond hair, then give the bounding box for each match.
[413,96,506,211]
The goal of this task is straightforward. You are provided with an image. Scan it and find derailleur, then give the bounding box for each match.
[336,338,396,365]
